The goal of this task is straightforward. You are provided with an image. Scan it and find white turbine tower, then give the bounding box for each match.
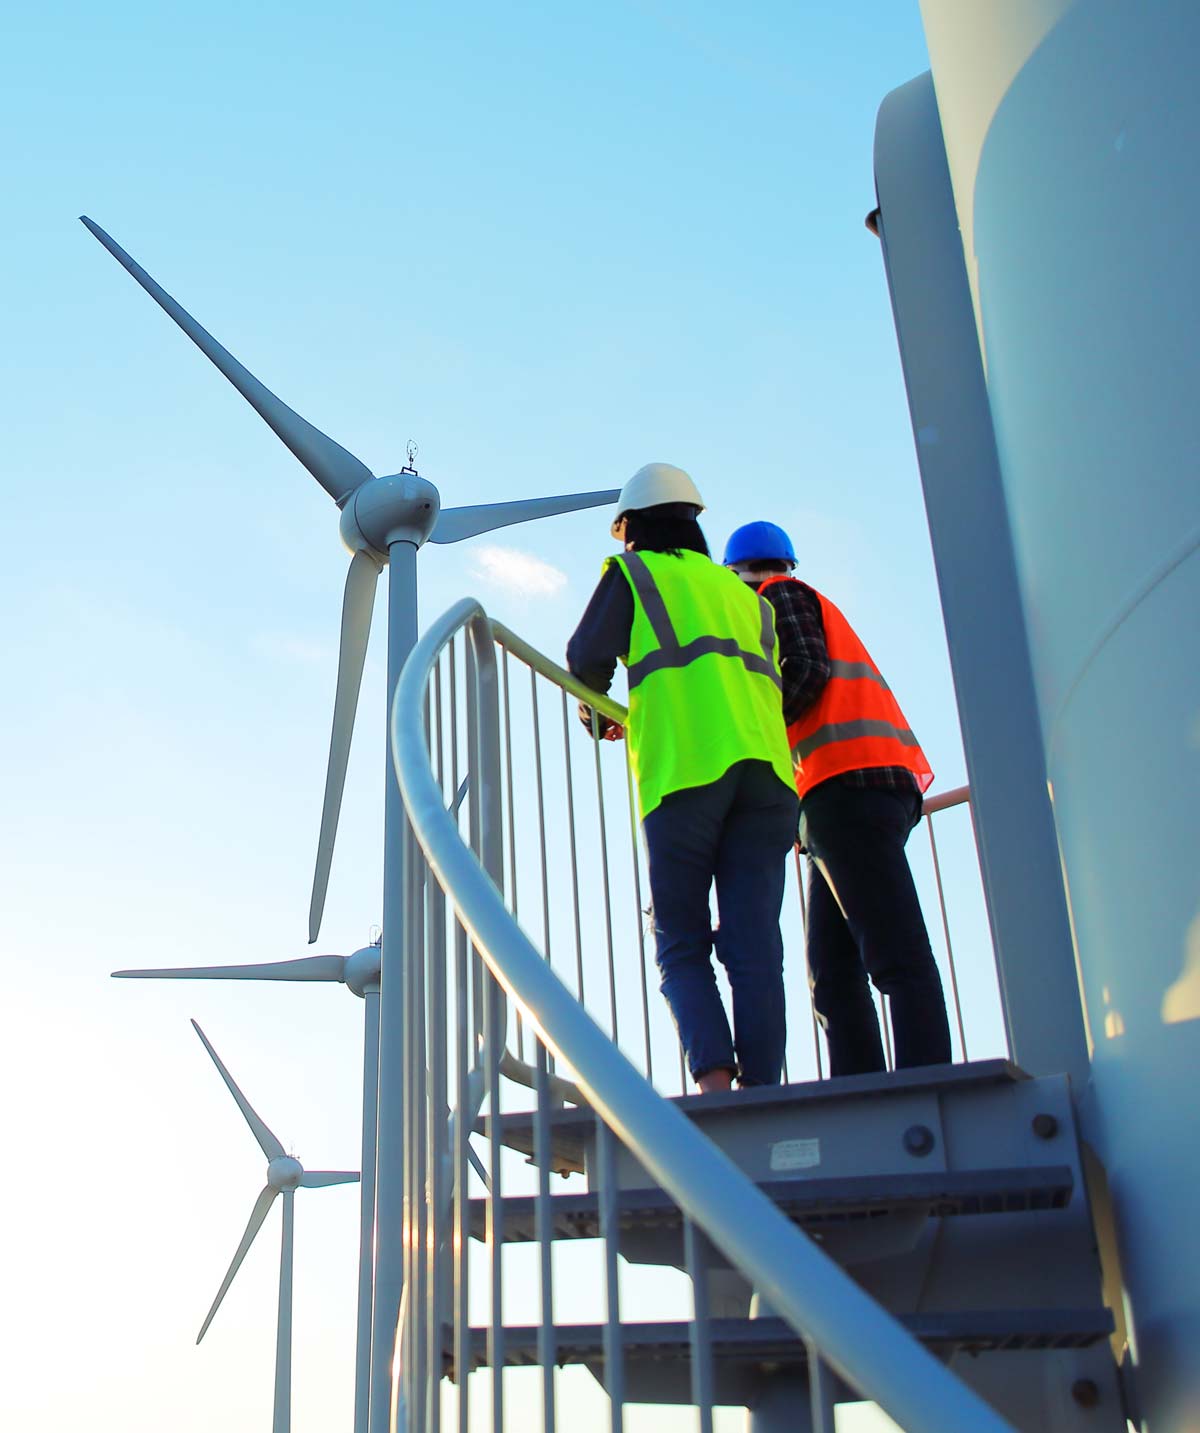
[82,216,617,1430]
[191,1019,359,1433]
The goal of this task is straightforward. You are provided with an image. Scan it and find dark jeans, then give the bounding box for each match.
[643,760,799,1086]
[799,779,952,1077]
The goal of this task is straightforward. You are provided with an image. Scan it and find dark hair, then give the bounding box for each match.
[623,502,710,558]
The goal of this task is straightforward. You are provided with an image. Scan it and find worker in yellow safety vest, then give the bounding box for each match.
[723,519,952,1076]
[567,465,799,1092]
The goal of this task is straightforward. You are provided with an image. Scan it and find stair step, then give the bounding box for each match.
[468,1165,1074,1243]
[461,1307,1115,1375]
[483,1058,1029,1174]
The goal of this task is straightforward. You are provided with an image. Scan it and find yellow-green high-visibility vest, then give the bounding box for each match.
[605,549,795,818]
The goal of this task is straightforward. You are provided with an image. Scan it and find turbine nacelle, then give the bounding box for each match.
[343,945,382,997]
[267,1155,305,1192]
[339,471,441,561]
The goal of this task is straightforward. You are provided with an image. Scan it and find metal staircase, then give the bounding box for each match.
[387,597,1129,1433]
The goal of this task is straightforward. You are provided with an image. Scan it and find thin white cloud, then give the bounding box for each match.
[469,545,568,598]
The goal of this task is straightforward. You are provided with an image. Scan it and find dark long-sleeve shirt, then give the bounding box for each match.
[566,564,632,697]
[566,565,634,738]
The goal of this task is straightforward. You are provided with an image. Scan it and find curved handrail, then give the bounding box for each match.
[392,596,1012,1433]
[492,620,628,725]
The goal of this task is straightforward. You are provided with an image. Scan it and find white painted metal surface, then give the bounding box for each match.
[914,6,1200,1424]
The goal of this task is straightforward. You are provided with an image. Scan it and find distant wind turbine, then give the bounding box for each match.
[117,950,381,1432]
[191,1019,358,1433]
[115,943,483,1433]
[83,216,616,1430]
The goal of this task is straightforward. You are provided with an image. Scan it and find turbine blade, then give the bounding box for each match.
[429,489,619,544]
[113,956,347,982]
[309,549,381,942]
[80,217,374,505]
[191,1020,286,1161]
[300,1170,361,1188]
[197,1186,278,1343]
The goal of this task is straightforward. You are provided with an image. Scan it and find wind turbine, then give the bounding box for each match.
[118,950,381,1432]
[191,1019,359,1433]
[82,217,617,1430]
[114,936,494,1433]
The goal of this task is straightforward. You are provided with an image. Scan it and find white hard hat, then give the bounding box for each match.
[611,463,706,537]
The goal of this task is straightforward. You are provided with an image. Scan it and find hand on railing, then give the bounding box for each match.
[577,701,625,742]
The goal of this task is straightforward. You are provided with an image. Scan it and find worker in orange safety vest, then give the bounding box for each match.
[723,520,952,1076]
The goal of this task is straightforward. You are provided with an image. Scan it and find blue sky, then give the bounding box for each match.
[1,4,1000,1429]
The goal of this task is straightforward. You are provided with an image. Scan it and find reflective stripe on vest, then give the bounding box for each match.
[792,718,922,762]
[607,551,795,818]
[756,575,933,798]
[621,552,781,691]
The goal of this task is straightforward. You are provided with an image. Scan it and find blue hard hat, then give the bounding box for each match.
[722,521,796,567]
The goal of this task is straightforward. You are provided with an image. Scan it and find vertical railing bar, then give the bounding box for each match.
[927,813,969,1060]
[453,909,470,1433]
[484,967,505,1430]
[795,849,823,1081]
[529,667,553,962]
[448,635,459,819]
[807,1345,838,1433]
[414,858,430,1433]
[468,621,505,1431]
[500,646,525,1060]
[403,817,420,1427]
[684,1217,715,1433]
[426,668,448,1433]
[559,690,587,1004]
[533,1037,557,1433]
[412,808,427,1426]
[448,634,470,1433]
[410,689,431,1433]
[623,747,653,1081]
[529,668,557,1077]
[466,652,485,1056]
[595,1116,625,1431]
[589,711,619,1042]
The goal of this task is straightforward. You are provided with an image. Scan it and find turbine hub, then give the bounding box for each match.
[339,471,441,560]
[344,945,382,997]
[267,1155,304,1191]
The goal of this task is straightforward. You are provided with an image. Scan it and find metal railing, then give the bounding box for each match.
[485,619,998,1094]
[386,597,1012,1433]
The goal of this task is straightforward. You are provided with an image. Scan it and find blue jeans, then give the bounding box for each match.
[643,760,799,1086]
[800,780,952,1076]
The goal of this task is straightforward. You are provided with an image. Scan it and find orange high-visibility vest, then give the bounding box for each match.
[757,576,933,800]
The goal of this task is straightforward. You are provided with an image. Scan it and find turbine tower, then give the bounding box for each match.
[83,215,617,1433]
[191,1020,359,1433]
